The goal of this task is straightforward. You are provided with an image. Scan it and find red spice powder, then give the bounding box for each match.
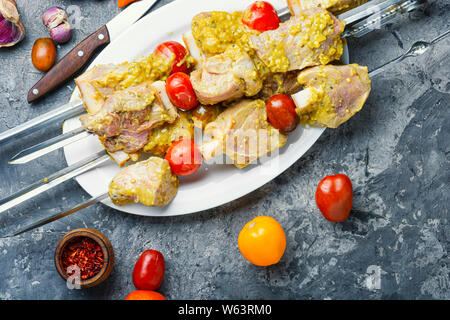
[61,236,104,280]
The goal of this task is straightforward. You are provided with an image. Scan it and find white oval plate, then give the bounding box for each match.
[64,0,349,217]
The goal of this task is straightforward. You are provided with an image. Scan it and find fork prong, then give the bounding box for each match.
[342,0,426,38]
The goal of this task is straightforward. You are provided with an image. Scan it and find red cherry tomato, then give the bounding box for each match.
[125,290,166,300]
[154,41,190,74]
[165,139,202,176]
[266,94,299,133]
[165,72,198,110]
[132,250,165,291]
[242,1,280,32]
[315,174,353,222]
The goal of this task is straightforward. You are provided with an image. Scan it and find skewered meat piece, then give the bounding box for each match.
[190,51,302,106]
[293,64,371,128]
[188,11,254,60]
[75,64,126,114]
[200,99,288,168]
[143,111,194,157]
[287,0,364,15]
[80,82,155,138]
[250,8,345,73]
[80,81,178,154]
[190,45,263,105]
[109,157,179,207]
[184,11,270,75]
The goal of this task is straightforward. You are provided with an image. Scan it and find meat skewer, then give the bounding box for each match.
[8,0,422,165]
[2,27,446,223]
[200,99,289,168]
[198,63,371,167]
[188,7,345,106]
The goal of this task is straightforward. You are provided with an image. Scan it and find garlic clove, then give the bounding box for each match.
[42,6,72,44]
[42,6,68,30]
[0,0,25,47]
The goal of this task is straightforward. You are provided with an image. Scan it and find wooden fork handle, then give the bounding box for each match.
[27,25,110,103]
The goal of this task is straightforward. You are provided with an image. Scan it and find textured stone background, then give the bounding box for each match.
[0,0,448,300]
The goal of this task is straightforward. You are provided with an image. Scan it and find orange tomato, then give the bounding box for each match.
[31,38,56,72]
[238,216,286,266]
[125,290,166,300]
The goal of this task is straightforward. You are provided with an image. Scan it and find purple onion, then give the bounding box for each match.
[0,13,17,45]
[42,6,71,44]
[43,6,67,28]
[0,0,25,47]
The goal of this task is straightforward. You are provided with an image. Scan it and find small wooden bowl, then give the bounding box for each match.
[54,228,114,288]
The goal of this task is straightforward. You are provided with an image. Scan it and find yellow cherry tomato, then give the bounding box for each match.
[238,216,286,266]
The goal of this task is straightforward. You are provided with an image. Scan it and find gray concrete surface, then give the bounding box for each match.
[0,0,448,300]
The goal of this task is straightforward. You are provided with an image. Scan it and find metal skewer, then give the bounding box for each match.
[5,193,109,238]
[338,0,405,25]
[0,100,84,145]
[7,0,422,165]
[9,127,89,165]
[6,27,447,237]
[342,0,425,38]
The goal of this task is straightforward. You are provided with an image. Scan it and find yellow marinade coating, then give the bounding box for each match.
[288,9,343,68]
[143,111,194,156]
[191,11,255,56]
[91,54,173,90]
[322,0,363,13]
[111,88,156,113]
[295,87,334,125]
[289,10,337,48]
[296,66,343,126]
[260,39,291,73]
[247,8,344,74]
[90,50,196,92]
